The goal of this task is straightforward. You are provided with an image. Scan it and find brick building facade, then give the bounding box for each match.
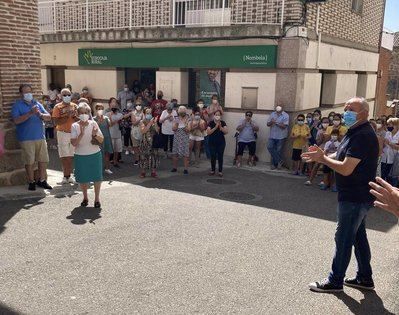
[0,0,42,186]
[388,33,399,100]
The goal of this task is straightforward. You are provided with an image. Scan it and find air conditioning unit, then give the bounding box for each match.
[285,26,308,38]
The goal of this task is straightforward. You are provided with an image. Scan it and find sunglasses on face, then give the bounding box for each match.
[246,114,252,117]
[297,119,304,122]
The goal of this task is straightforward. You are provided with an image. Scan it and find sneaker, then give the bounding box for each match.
[319,181,325,187]
[344,277,375,291]
[61,177,68,185]
[171,168,177,173]
[236,162,241,168]
[209,171,215,176]
[68,177,76,184]
[104,169,113,175]
[183,169,189,175]
[218,172,223,177]
[270,165,277,170]
[125,150,130,155]
[309,278,343,293]
[277,161,283,170]
[134,161,139,166]
[292,171,299,175]
[28,182,36,191]
[332,185,338,192]
[248,161,253,167]
[305,180,312,186]
[36,180,52,190]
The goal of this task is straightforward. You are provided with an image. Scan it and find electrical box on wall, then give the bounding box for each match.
[285,26,308,38]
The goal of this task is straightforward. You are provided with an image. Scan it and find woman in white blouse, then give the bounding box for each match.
[71,103,104,208]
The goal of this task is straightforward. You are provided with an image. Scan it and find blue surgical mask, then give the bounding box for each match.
[23,93,33,102]
[145,114,152,120]
[343,111,357,128]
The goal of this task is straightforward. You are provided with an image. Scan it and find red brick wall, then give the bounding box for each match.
[375,47,393,117]
[0,0,42,120]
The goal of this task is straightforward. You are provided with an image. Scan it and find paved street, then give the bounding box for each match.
[0,154,398,314]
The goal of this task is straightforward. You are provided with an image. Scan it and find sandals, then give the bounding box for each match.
[94,201,101,208]
[81,199,88,207]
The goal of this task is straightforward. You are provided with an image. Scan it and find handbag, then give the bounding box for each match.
[91,135,103,146]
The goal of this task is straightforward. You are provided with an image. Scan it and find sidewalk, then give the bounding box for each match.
[0,155,301,201]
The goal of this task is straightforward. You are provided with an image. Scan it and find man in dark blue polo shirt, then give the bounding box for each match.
[302,97,378,293]
[11,84,53,191]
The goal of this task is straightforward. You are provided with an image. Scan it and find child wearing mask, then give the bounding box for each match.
[321,129,341,191]
[290,114,310,175]
[305,117,330,186]
[326,113,347,141]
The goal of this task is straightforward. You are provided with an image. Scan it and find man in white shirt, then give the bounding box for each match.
[159,103,177,158]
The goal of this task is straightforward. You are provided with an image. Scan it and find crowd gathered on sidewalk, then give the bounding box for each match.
[9,82,399,219]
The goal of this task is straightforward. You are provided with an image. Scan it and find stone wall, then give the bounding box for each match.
[0,0,42,186]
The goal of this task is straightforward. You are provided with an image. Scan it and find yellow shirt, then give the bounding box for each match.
[291,124,310,149]
[326,125,347,137]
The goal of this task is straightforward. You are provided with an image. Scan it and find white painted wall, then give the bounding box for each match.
[322,73,358,105]
[156,71,188,104]
[356,74,377,99]
[305,41,379,72]
[64,69,121,99]
[225,72,276,110]
[297,73,322,110]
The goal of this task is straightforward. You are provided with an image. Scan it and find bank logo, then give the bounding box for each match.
[83,50,108,65]
[242,54,268,65]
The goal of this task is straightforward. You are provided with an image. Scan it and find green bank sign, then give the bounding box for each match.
[78,45,277,68]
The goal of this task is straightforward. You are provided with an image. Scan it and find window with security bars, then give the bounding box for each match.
[351,0,363,15]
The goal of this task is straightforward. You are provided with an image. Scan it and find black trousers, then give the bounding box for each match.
[209,142,225,173]
[123,127,132,147]
[162,134,174,152]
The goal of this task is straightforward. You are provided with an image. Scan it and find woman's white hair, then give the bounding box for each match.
[77,102,91,114]
[178,105,187,113]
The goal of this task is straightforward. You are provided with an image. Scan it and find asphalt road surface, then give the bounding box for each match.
[0,157,398,314]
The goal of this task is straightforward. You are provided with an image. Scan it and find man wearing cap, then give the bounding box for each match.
[267,103,289,169]
[52,88,78,184]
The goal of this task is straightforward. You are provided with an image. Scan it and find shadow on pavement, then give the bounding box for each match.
[0,302,22,314]
[66,206,102,225]
[334,291,395,315]
[0,197,45,236]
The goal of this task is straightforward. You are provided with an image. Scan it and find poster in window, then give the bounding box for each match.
[199,69,222,105]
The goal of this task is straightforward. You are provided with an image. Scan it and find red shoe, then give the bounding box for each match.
[151,172,158,178]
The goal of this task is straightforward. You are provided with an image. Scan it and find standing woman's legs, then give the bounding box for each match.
[209,145,217,172]
[81,183,88,201]
[104,152,111,170]
[218,142,226,173]
[169,135,174,153]
[94,181,102,203]
[195,141,202,165]
[189,139,195,162]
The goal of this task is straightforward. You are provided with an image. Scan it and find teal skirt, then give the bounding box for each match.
[74,151,103,184]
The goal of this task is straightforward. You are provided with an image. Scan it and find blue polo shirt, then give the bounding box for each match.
[11,99,48,142]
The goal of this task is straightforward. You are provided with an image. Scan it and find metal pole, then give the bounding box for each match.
[86,0,89,32]
[280,0,285,29]
[129,0,132,29]
[221,0,225,26]
[172,0,175,27]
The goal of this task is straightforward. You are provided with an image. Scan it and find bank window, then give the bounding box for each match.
[351,0,363,14]
[241,87,258,109]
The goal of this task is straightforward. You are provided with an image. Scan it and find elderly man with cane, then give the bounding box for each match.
[302,97,379,293]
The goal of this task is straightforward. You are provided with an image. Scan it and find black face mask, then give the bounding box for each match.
[388,126,394,132]
[157,95,163,100]
[111,108,118,113]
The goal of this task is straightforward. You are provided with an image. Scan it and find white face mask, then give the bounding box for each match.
[198,103,204,109]
[276,106,282,112]
[214,115,221,121]
[124,87,129,92]
[62,95,71,104]
[322,123,329,129]
[79,114,89,122]
[331,136,338,141]
[212,99,218,104]
[97,110,104,116]
[136,105,142,111]
[376,123,382,129]
[333,120,341,126]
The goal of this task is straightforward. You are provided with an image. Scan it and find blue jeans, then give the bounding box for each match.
[267,138,285,167]
[328,201,373,286]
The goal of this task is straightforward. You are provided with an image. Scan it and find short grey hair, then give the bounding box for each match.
[77,102,91,114]
[346,97,369,112]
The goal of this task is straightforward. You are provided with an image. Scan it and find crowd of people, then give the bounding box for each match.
[10,82,399,212]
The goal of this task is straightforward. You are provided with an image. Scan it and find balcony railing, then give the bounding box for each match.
[38,0,285,34]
